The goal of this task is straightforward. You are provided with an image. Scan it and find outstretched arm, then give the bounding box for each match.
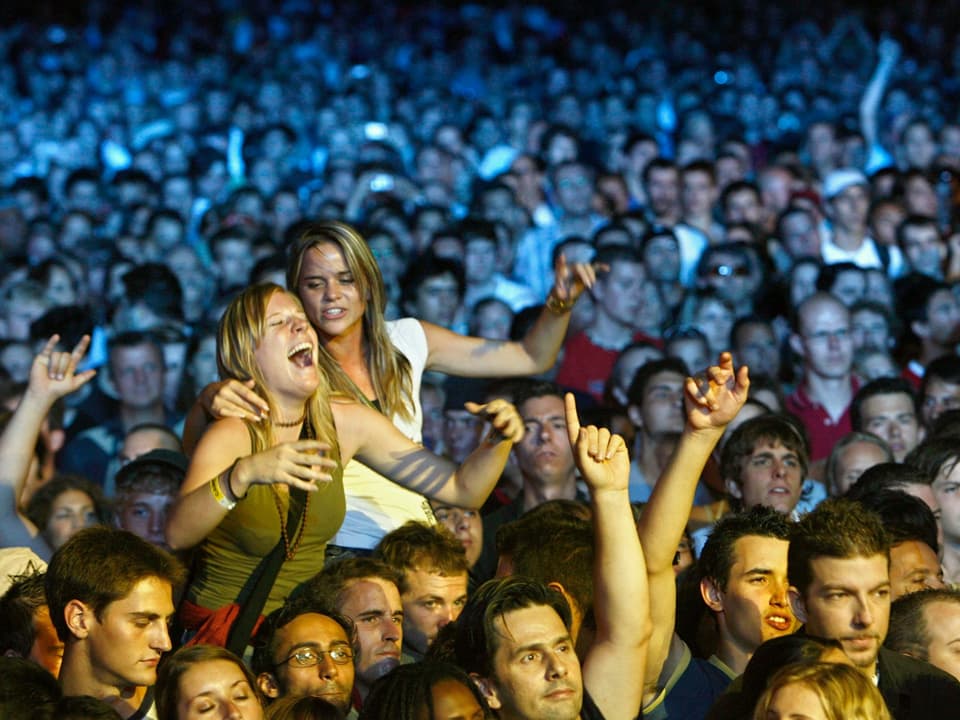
[424,255,597,376]
[566,393,650,720]
[0,335,96,521]
[334,398,523,509]
[860,36,900,151]
[638,353,749,698]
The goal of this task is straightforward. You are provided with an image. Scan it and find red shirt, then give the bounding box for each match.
[785,377,860,462]
[555,331,661,402]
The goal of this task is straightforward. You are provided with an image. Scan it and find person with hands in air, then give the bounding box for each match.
[0,334,97,558]
[455,394,650,720]
[184,221,595,555]
[166,283,524,647]
[634,352,757,720]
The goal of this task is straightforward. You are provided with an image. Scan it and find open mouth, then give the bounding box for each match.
[288,342,314,367]
[765,614,792,631]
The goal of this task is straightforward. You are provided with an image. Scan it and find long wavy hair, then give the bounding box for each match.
[286,221,414,422]
[217,283,340,460]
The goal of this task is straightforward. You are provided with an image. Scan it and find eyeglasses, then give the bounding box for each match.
[276,646,353,668]
[708,264,749,278]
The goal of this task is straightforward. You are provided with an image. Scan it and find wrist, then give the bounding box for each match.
[226,460,246,500]
[545,290,575,315]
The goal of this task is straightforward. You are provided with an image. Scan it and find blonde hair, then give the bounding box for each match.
[752,662,892,720]
[217,283,339,460]
[286,221,414,422]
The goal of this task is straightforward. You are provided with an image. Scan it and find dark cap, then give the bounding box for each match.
[114,448,189,489]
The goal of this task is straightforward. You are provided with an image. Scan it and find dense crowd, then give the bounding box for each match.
[3,1,960,719]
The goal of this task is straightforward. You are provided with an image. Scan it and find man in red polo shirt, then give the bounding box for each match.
[786,292,858,468]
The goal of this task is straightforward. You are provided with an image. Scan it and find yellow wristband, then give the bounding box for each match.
[210,475,237,510]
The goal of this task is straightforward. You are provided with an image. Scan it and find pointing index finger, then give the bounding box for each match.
[564,393,581,446]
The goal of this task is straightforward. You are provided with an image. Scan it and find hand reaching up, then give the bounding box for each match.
[564,392,630,494]
[29,334,97,403]
[684,352,750,432]
[464,398,525,444]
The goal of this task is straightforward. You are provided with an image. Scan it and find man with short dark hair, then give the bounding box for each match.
[0,572,62,676]
[113,448,186,549]
[47,526,185,719]
[920,354,960,430]
[788,498,960,719]
[251,597,356,715]
[851,377,925,462]
[375,521,469,660]
[303,558,404,704]
[887,588,960,682]
[455,394,649,720]
[898,215,946,279]
[61,332,175,488]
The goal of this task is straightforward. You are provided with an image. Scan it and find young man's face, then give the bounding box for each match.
[399,566,468,656]
[111,343,165,409]
[412,272,461,329]
[702,535,795,658]
[82,575,175,689]
[261,612,355,713]
[888,540,943,600]
[483,604,583,720]
[858,392,923,462]
[791,553,891,671]
[635,370,685,438]
[933,460,960,544]
[731,440,804,514]
[593,261,647,329]
[514,394,575,486]
[116,493,174,550]
[922,375,960,428]
[431,503,483,568]
[921,600,960,682]
[336,578,403,689]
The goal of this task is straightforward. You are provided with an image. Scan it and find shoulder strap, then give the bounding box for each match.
[225,486,307,655]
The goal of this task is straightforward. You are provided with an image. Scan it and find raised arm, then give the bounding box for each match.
[332,397,523,509]
[638,353,749,699]
[0,335,96,517]
[564,393,649,720]
[860,36,900,151]
[423,255,596,376]
[166,418,335,550]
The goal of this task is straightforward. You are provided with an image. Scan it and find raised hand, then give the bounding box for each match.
[564,392,630,494]
[549,253,602,307]
[201,378,271,422]
[232,439,337,496]
[464,398,525,444]
[684,352,750,431]
[29,334,97,401]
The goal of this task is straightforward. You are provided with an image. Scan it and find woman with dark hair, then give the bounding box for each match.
[359,661,490,720]
[156,644,263,720]
[25,474,108,551]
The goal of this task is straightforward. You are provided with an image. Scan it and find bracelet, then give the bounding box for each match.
[209,474,237,511]
[545,291,574,315]
[225,460,245,501]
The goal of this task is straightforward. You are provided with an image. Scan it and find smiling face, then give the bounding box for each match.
[252,291,320,404]
[296,242,367,342]
[178,659,263,720]
[483,604,583,720]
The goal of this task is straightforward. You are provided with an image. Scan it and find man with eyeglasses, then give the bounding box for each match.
[786,292,858,465]
[253,597,356,716]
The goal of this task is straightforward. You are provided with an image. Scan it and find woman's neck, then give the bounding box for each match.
[321,325,377,399]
